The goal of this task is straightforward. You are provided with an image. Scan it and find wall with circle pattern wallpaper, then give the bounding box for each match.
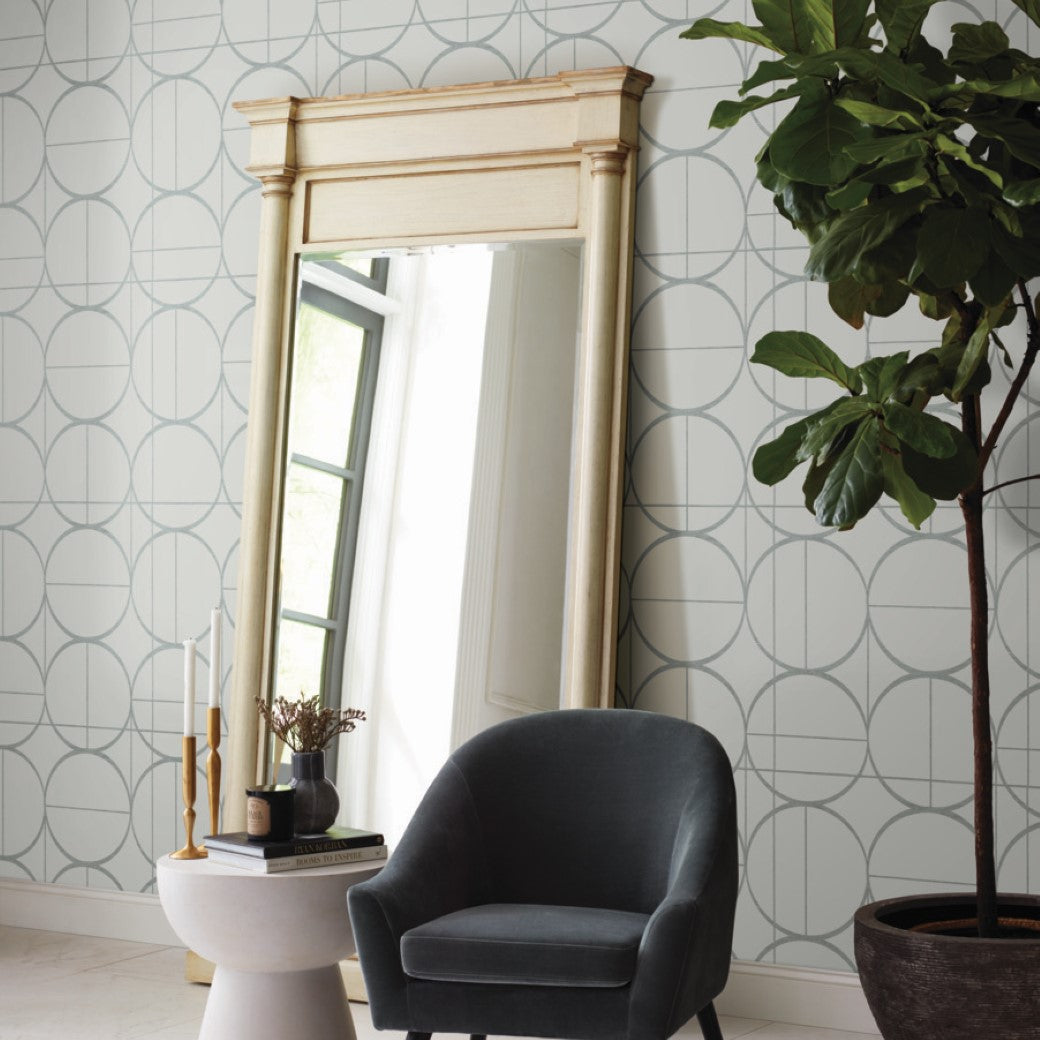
[0,0,1037,972]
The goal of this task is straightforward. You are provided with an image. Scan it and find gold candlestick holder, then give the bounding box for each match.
[206,706,221,837]
[171,736,207,860]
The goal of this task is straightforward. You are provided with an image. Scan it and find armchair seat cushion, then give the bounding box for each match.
[400,903,649,988]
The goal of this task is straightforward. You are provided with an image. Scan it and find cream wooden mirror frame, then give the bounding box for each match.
[223,66,652,829]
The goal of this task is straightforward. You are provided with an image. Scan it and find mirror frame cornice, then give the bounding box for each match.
[225,67,652,829]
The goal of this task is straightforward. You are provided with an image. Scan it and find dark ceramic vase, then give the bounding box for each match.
[290,750,339,835]
[855,893,1040,1039]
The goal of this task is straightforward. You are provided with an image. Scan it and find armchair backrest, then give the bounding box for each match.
[448,708,734,914]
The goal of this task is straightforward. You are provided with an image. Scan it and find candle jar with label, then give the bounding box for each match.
[245,784,294,842]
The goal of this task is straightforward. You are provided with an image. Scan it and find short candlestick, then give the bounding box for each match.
[171,736,207,860]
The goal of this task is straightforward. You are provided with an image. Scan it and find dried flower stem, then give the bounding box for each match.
[256,693,367,753]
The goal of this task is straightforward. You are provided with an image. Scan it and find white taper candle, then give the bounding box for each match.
[209,608,221,709]
[183,638,196,736]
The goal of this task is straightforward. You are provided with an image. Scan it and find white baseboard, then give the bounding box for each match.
[720,959,878,1035]
[0,879,878,1034]
[0,878,180,947]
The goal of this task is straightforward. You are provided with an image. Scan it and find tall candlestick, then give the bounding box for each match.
[183,639,196,737]
[207,707,221,836]
[209,608,221,709]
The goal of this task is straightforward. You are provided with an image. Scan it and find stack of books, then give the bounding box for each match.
[204,826,386,873]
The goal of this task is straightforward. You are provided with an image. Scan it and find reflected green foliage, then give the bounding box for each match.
[290,304,365,469]
[275,621,327,712]
[280,464,344,618]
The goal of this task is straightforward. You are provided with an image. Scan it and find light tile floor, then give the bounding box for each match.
[0,926,881,1040]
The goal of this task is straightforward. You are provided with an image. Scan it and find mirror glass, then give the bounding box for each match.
[266,240,583,839]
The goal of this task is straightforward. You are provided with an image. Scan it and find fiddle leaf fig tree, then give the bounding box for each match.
[683,0,1040,938]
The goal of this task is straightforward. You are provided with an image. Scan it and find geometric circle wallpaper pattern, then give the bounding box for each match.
[0,0,1037,971]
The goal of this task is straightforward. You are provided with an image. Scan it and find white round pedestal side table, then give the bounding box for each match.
[157,854,382,1040]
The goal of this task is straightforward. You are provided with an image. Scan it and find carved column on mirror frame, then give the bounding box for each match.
[224,167,296,833]
[563,145,631,713]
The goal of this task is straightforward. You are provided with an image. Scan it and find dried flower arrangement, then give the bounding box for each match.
[255,693,367,753]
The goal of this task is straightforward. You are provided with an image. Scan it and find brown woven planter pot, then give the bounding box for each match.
[854,893,1040,1040]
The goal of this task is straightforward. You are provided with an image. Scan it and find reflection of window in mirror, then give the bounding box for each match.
[270,259,387,779]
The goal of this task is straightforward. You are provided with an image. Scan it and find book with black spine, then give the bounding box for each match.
[203,825,384,859]
[207,844,388,874]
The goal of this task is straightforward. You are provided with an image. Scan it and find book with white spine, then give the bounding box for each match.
[207,844,388,873]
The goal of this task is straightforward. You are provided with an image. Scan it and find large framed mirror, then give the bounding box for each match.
[224,68,652,832]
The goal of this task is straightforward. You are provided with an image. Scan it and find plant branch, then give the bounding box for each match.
[960,400,998,939]
[977,280,1040,476]
[983,473,1040,497]
[948,291,974,327]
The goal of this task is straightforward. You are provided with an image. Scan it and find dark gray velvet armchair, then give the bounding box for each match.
[347,708,738,1040]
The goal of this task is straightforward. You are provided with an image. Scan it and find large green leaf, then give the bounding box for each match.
[799,397,875,459]
[778,180,833,233]
[902,431,978,499]
[864,278,911,317]
[934,157,990,214]
[992,202,1022,239]
[882,449,936,528]
[752,330,864,391]
[907,35,956,85]
[966,113,1040,170]
[1004,177,1040,205]
[850,222,918,286]
[806,189,930,283]
[970,252,1018,307]
[802,454,835,511]
[834,98,923,129]
[751,0,869,54]
[952,321,993,400]
[828,277,882,328]
[826,180,873,211]
[882,402,958,457]
[829,48,937,102]
[752,0,815,53]
[935,76,1040,104]
[918,292,956,320]
[933,135,1005,190]
[895,352,944,400]
[811,417,885,526]
[993,221,1040,279]
[949,21,1011,65]
[843,133,929,165]
[781,47,935,101]
[769,88,872,185]
[826,157,929,211]
[803,0,871,50]
[1009,0,1040,29]
[753,416,814,485]
[681,19,784,53]
[756,149,790,193]
[859,351,910,401]
[875,0,938,53]
[915,205,989,288]
[710,85,806,128]
[741,58,798,93]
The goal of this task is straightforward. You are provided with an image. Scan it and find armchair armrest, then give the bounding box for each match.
[348,758,490,1025]
[627,771,738,1040]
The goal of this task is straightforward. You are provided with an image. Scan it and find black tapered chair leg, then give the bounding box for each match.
[405,1033,432,1040]
[697,1002,724,1040]
[470,1035,487,1040]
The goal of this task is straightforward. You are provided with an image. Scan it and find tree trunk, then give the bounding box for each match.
[960,398,997,938]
